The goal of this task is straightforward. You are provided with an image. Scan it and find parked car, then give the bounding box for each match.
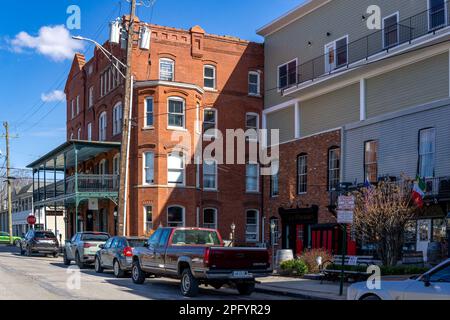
[63,232,110,268]
[95,236,147,278]
[20,230,59,257]
[131,227,271,297]
[0,231,22,246]
[347,259,450,300]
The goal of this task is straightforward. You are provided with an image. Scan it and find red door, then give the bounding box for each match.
[296,225,304,255]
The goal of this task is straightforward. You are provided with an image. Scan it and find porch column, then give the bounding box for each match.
[74,145,79,233]
[54,157,58,240]
[360,78,367,121]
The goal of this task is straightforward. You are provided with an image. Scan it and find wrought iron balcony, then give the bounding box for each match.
[280,2,450,91]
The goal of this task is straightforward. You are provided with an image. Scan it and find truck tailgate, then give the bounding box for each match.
[208,247,269,270]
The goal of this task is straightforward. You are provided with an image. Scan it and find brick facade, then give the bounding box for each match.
[64,20,264,242]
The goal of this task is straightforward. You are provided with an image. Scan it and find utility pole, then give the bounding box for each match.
[117,0,137,236]
[3,122,13,245]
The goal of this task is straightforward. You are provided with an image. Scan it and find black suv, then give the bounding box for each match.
[20,230,59,257]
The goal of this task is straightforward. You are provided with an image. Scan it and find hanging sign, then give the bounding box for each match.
[88,198,99,211]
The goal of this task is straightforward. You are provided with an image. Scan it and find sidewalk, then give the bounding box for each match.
[255,276,348,300]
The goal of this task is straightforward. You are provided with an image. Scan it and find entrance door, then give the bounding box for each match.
[325,42,336,73]
[86,212,94,232]
[296,225,304,255]
[417,219,432,262]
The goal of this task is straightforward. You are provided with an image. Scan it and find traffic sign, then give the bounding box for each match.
[27,215,37,225]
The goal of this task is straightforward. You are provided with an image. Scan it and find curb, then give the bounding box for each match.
[255,286,339,300]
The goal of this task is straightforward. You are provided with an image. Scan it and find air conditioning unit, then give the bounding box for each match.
[139,26,151,50]
[109,19,121,44]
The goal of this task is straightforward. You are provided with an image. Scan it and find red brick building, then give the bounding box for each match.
[62,20,264,242]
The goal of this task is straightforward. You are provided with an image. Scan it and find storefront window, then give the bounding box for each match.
[433,218,447,243]
[403,220,417,252]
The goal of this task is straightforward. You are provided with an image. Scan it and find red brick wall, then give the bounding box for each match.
[64,23,264,242]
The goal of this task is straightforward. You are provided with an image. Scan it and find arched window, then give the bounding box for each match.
[204,65,216,89]
[99,111,107,141]
[203,208,218,229]
[297,153,308,194]
[167,151,185,186]
[159,58,174,81]
[113,102,123,135]
[167,206,185,227]
[328,147,341,191]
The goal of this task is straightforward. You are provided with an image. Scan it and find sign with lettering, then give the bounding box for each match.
[337,210,354,224]
[338,196,355,211]
[88,198,98,211]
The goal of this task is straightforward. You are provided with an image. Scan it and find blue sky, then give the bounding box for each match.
[0,0,303,169]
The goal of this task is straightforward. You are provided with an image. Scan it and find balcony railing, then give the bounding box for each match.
[280,2,450,91]
[34,174,119,203]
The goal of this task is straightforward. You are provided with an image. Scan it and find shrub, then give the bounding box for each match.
[300,249,334,274]
[279,259,309,277]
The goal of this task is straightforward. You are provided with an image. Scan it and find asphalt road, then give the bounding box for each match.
[0,245,293,300]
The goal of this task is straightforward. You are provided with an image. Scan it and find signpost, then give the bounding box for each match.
[337,195,355,296]
[27,215,37,226]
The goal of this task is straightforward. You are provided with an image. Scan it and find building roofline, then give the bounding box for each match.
[256,0,331,37]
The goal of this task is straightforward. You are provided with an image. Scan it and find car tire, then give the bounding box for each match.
[361,294,382,301]
[75,252,85,269]
[236,283,255,296]
[63,251,71,266]
[94,256,104,273]
[52,252,59,258]
[181,268,199,297]
[131,260,146,285]
[14,239,20,247]
[113,259,125,278]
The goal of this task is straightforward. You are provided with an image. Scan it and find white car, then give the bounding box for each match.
[347,259,450,300]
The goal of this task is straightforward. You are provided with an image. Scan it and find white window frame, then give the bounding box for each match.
[99,159,107,175]
[87,123,92,141]
[89,86,94,108]
[245,209,259,243]
[71,100,75,119]
[159,58,175,81]
[167,151,186,186]
[144,205,153,232]
[270,160,280,198]
[428,0,448,31]
[144,97,154,128]
[143,151,155,185]
[248,71,261,96]
[195,103,201,134]
[277,58,298,90]
[167,97,185,130]
[245,112,260,141]
[419,128,436,178]
[99,111,107,142]
[297,154,308,194]
[167,206,185,227]
[246,163,260,193]
[204,65,217,90]
[203,159,218,191]
[113,102,123,135]
[382,12,399,49]
[77,128,82,140]
[203,108,218,138]
[113,154,120,175]
[203,208,218,229]
[324,35,349,73]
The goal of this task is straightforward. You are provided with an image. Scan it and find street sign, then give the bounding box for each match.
[27,215,36,225]
[338,196,355,211]
[337,210,354,224]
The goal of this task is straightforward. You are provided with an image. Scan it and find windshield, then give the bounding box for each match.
[127,239,147,248]
[35,232,56,239]
[171,230,221,246]
[81,233,109,242]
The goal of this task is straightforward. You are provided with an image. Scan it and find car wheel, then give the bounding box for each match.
[131,260,146,284]
[75,252,85,269]
[236,283,255,296]
[113,259,125,278]
[52,252,59,258]
[14,239,20,247]
[361,294,382,301]
[181,268,199,297]
[94,256,104,273]
[63,251,71,266]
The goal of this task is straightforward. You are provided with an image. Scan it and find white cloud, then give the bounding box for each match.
[41,90,66,102]
[10,25,84,61]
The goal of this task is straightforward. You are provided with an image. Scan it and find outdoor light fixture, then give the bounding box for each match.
[327,32,331,37]
[308,41,313,46]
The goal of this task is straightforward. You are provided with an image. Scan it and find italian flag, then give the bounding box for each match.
[412,177,426,208]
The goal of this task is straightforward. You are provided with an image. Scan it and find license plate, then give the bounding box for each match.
[40,240,53,244]
[232,271,250,278]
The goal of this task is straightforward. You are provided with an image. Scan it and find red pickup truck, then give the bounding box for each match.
[131,227,271,297]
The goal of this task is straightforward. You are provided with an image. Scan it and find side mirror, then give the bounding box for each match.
[423,274,431,287]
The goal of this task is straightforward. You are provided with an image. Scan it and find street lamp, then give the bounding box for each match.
[72,35,133,237]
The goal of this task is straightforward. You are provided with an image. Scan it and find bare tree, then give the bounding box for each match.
[353,179,418,266]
